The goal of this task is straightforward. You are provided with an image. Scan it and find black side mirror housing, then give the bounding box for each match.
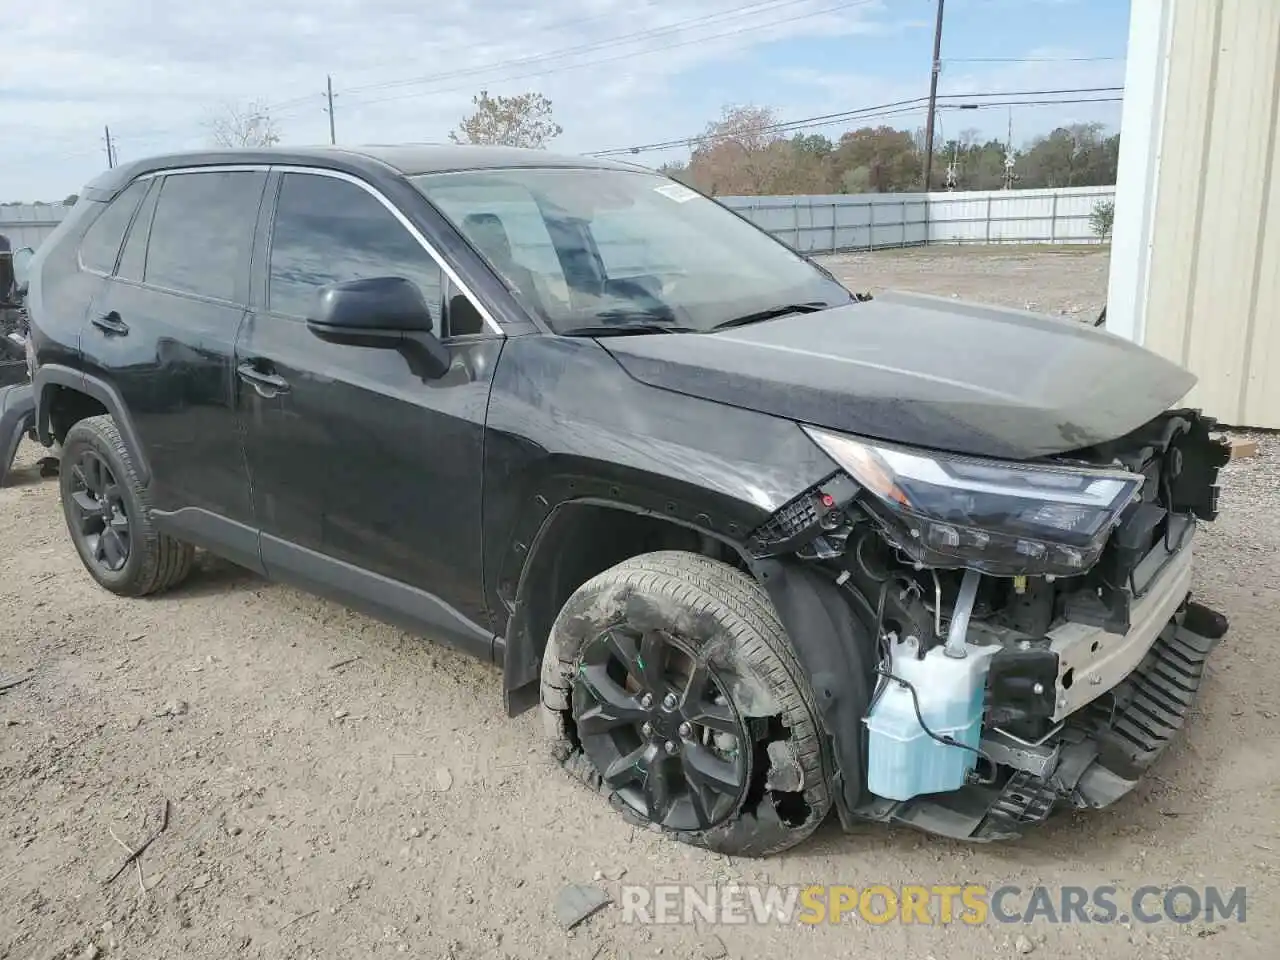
[306,276,450,380]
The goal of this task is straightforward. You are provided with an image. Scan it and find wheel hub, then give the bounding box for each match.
[571,626,751,833]
[66,449,132,574]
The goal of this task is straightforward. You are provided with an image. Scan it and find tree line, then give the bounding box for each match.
[204,93,1117,197]
[17,92,1119,203]
[656,105,1121,196]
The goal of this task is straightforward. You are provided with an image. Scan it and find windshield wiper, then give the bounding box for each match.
[559,322,698,337]
[711,301,833,331]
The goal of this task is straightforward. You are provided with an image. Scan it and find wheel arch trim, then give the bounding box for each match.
[33,364,152,484]
[501,494,751,715]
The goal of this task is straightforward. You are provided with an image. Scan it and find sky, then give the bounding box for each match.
[0,0,1131,201]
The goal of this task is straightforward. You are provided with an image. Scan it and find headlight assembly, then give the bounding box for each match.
[802,425,1143,577]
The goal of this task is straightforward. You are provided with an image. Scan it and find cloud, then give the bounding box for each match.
[0,0,906,197]
[0,0,1121,199]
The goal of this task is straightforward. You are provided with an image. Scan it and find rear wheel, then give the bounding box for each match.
[540,550,831,857]
[59,415,193,596]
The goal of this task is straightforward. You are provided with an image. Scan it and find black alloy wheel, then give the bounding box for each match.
[66,448,132,572]
[572,626,751,832]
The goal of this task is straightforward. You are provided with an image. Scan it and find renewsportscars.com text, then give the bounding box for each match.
[620,884,1247,926]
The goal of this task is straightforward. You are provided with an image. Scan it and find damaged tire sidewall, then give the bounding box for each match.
[540,553,832,856]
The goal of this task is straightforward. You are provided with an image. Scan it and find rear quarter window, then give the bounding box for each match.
[79,179,149,274]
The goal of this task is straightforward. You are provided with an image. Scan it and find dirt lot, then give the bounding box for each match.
[2,248,1276,960]
[825,244,1111,323]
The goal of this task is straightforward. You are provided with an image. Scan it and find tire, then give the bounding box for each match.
[58,414,193,597]
[540,550,832,857]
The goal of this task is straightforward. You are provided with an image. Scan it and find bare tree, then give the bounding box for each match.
[449,90,563,148]
[207,100,282,148]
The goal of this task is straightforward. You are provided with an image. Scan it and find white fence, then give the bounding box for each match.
[721,184,1115,254]
[1,184,1115,258]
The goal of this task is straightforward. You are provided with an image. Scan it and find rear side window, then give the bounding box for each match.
[144,171,267,302]
[116,179,161,282]
[79,179,148,273]
[267,173,443,324]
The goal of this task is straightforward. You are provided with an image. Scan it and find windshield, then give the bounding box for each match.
[411,168,850,334]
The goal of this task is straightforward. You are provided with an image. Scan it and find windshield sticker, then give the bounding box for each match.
[654,183,699,203]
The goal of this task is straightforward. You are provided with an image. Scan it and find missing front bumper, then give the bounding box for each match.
[1047,515,1196,722]
[854,599,1225,841]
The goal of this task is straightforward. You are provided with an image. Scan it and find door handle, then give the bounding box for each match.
[236,361,290,397]
[91,311,129,336]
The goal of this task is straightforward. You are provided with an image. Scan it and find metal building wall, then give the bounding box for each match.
[1137,0,1280,428]
[0,204,70,250]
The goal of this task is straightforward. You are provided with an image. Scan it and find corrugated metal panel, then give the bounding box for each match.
[719,187,1111,254]
[927,185,1113,245]
[720,194,928,252]
[0,203,71,250]
[1143,0,1280,427]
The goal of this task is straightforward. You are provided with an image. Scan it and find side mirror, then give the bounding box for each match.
[12,247,33,298]
[306,276,450,380]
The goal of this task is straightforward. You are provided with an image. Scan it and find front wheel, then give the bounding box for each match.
[540,551,832,857]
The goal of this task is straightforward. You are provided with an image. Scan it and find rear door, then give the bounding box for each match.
[81,168,267,569]
[236,168,502,655]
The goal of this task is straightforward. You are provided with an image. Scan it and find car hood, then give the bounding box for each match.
[597,290,1198,461]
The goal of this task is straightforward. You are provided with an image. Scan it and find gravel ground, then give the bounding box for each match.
[822,244,1111,323]
[1,248,1276,960]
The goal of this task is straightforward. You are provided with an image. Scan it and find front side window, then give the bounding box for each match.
[80,179,148,274]
[144,171,266,301]
[412,168,850,334]
[268,173,443,327]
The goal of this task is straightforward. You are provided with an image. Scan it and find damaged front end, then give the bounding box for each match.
[747,409,1232,840]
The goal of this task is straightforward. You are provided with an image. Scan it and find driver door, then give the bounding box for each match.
[236,169,502,656]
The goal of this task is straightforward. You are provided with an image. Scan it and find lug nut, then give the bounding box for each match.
[641,722,653,737]
[678,722,692,738]
[662,693,678,710]
[640,693,654,709]
[664,740,678,755]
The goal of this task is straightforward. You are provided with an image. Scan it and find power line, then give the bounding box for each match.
[343,0,839,98]
[339,0,877,110]
[599,95,1123,159]
[264,0,753,112]
[587,87,1124,157]
[588,97,931,156]
[944,55,1123,64]
[267,0,853,116]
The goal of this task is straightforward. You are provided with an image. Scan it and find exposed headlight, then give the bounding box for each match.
[802,425,1143,576]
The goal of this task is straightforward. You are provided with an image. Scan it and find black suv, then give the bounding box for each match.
[23,146,1230,856]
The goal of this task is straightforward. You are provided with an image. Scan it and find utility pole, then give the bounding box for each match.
[103,125,116,168]
[922,0,945,192]
[1003,108,1016,190]
[325,75,337,145]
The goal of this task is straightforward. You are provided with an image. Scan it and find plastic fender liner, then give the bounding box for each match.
[746,556,877,824]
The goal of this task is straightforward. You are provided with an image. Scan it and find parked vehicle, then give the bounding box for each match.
[1,243,40,486]
[21,146,1230,856]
